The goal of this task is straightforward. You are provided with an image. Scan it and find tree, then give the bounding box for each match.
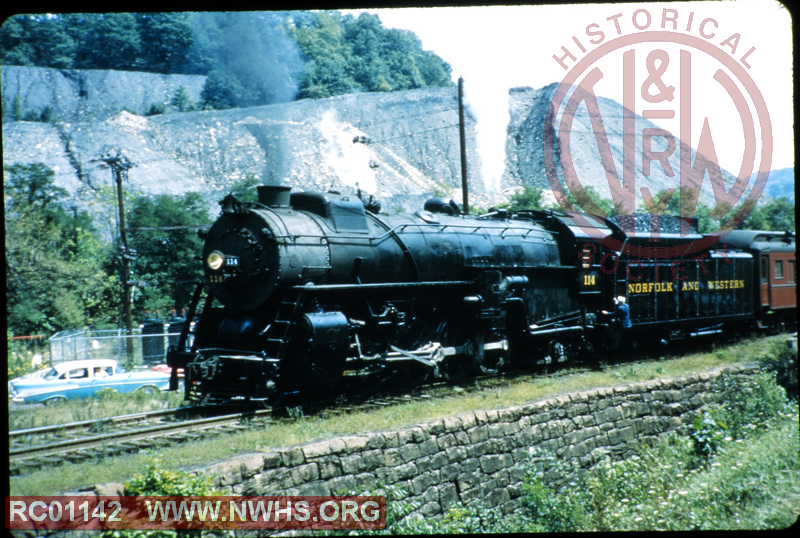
[501,186,546,211]
[135,12,194,74]
[416,49,454,88]
[562,185,618,217]
[10,94,24,121]
[200,70,242,110]
[1,14,76,68]
[1,15,36,65]
[342,12,452,93]
[345,13,395,92]
[290,11,357,99]
[4,163,116,335]
[740,196,795,232]
[2,10,454,104]
[127,193,211,318]
[170,86,196,112]
[75,13,141,70]
[228,174,261,203]
[640,187,715,234]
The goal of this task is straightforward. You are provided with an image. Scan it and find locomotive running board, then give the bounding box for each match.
[526,325,584,338]
[292,281,472,291]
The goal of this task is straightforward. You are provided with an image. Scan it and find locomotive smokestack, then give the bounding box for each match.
[258,185,292,207]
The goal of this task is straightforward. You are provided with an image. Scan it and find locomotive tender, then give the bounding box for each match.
[167,185,796,405]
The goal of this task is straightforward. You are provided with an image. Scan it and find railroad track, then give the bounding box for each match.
[9,408,274,475]
[10,408,188,449]
[7,371,518,476]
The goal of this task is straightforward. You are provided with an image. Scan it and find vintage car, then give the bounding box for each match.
[8,359,173,404]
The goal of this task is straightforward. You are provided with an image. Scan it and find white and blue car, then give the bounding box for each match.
[8,359,173,404]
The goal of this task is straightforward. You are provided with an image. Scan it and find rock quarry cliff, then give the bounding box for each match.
[3,66,485,238]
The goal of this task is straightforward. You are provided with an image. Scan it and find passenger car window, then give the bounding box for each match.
[69,368,88,379]
[775,260,784,279]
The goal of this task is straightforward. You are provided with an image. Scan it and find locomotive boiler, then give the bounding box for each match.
[168,185,596,405]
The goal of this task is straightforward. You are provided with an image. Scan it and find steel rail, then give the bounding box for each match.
[9,407,189,440]
[10,409,273,463]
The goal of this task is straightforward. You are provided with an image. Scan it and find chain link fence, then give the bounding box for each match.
[49,320,190,367]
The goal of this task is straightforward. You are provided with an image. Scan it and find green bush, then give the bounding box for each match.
[517,449,585,532]
[99,457,220,538]
[377,483,528,534]
[396,372,797,532]
[758,340,798,399]
[11,94,24,121]
[124,456,218,496]
[711,371,790,439]
[40,105,54,122]
[7,338,40,380]
[689,412,729,463]
[95,387,122,401]
[169,86,195,112]
[146,103,166,116]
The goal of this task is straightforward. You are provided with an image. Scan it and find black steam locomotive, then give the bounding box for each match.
[167,185,796,405]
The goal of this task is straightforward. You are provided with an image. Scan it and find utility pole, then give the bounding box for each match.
[96,148,136,360]
[458,76,470,215]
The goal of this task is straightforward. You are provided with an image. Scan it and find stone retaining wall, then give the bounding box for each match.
[93,365,758,519]
[191,365,757,518]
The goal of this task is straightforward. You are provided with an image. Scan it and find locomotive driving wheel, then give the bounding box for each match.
[472,330,507,375]
[465,331,495,375]
[549,340,569,363]
[435,319,504,377]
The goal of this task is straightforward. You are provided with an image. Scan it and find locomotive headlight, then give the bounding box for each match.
[207,250,225,271]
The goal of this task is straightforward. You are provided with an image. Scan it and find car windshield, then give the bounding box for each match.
[42,368,60,380]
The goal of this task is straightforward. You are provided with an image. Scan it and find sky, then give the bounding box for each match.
[348,1,794,193]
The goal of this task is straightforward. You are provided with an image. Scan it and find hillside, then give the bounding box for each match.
[3,67,484,239]
[1,65,206,122]
[503,83,734,212]
[766,167,795,201]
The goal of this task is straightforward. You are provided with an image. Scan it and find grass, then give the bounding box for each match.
[8,390,186,431]
[576,407,800,531]
[8,333,793,496]
[541,387,800,531]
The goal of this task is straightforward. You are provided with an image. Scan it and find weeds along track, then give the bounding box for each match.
[9,408,272,475]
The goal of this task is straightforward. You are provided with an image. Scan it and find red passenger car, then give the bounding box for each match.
[725,230,796,330]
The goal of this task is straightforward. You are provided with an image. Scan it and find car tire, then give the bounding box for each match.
[136,385,160,396]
